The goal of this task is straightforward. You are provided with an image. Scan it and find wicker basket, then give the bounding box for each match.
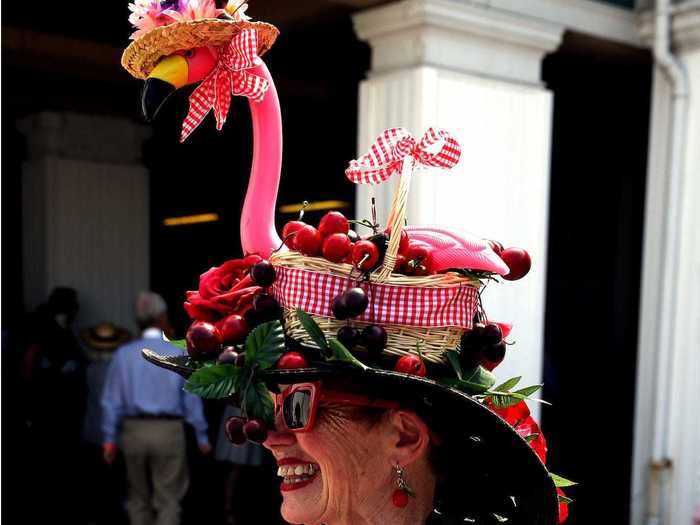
[270,157,481,364]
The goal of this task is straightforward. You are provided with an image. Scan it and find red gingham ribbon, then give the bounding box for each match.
[180,29,269,143]
[345,127,461,184]
[271,266,478,329]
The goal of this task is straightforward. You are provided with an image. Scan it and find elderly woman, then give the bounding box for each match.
[259,368,559,525]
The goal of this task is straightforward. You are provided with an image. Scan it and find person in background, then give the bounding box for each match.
[80,322,132,525]
[22,286,87,523]
[101,292,211,525]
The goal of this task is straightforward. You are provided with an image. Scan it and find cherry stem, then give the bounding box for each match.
[272,232,297,254]
[298,200,309,221]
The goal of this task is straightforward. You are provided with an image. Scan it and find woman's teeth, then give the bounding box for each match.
[277,463,318,483]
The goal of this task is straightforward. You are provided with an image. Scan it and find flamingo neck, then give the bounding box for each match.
[240,62,283,257]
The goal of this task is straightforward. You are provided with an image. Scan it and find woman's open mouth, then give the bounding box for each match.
[277,461,320,492]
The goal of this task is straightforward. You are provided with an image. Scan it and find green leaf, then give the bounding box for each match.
[558,494,574,504]
[295,309,328,350]
[493,376,521,392]
[550,473,578,488]
[440,377,492,395]
[327,338,368,370]
[446,350,462,380]
[242,380,275,426]
[463,365,496,390]
[184,365,240,399]
[513,384,543,398]
[485,391,528,409]
[168,339,187,351]
[524,433,540,443]
[245,320,285,369]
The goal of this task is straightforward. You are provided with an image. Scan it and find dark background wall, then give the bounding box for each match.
[541,32,652,525]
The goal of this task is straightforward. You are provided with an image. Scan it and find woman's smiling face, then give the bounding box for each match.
[263,397,394,524]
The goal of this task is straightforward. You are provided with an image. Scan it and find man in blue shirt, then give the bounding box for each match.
[102,292,210,525]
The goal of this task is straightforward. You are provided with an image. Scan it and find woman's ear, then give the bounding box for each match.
[385,409,431,467]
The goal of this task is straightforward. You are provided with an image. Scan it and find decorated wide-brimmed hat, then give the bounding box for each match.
[142,127,571,524]
[121,0,278,79]
[125,4,573,522]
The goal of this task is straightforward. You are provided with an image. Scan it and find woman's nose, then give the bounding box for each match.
[263,414,297,449]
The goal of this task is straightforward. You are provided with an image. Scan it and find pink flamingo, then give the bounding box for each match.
[141,44,282,257]
[141,45,509,276]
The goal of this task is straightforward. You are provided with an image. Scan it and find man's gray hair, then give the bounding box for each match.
[136,291,167,324]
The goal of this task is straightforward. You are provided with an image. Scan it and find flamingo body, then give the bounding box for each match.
[404,226,509,275]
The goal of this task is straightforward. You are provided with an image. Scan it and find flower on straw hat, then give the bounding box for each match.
[128,0,222,40]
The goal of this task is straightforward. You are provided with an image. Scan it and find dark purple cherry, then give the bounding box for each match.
[217,346,239,365]
[361,325,388,356]
[347,230,360,243]
[483,341,506,364]
[243,419,268,443]
[225,416,247,445]
[253,293,282,321]
[332,293,350,320]
[337,326,361,348]
[343,287,369,318]
[482,323,503,346]
[250,260,276,287]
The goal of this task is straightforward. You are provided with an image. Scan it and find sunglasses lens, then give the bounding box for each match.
[283,389,313,430]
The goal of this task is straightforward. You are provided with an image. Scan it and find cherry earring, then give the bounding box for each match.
[391,464,415,508]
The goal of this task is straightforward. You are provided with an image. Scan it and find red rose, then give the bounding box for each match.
[184,255,263,322]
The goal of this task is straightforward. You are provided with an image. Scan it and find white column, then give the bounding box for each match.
[20,112,151,334]
[353,0,563,404]
[634,6,700,525]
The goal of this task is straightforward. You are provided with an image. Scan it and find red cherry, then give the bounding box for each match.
[186,321,222,360]
[394,254,408,274]
[318,211,349,237]
[392,489,409,508]
[282,221,306,250]
[219,314,249,344]
[295,225,322,256]
[394,354,427,376]
[322,233,353,263]
[405,241,434,272]
[385,227,410,255]
[501,247,531,281]
[277,351,308,369]
[352,240,380,271]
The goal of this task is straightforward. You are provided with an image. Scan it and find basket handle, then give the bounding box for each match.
[374,156,415,282]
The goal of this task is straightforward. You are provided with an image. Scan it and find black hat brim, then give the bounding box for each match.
[261,366,559,525]
[142,350,558,524]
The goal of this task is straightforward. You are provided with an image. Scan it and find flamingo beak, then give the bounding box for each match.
[142,54,189,121]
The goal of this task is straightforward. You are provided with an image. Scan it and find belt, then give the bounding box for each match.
[125,414,183,421]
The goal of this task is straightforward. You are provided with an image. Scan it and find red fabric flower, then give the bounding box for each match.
[488,400,548,463]
[184,255,263,322]
[557,488,569,523]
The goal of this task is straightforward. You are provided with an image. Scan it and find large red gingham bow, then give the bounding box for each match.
[345,127,461,184]
[180,29,269,142]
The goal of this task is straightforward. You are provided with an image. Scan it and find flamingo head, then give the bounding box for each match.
[141,46,218,121]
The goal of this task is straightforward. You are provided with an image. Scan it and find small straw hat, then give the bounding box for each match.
[121,5,278,79]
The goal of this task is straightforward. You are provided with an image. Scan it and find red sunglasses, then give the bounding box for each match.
[273,382,400,433]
